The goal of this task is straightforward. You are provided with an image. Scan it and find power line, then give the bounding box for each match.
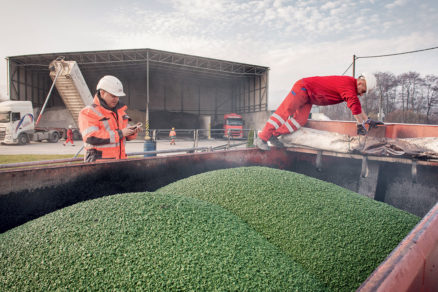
[356,46,438,59]
[341,46,438,75]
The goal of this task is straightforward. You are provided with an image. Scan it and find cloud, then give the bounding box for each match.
[385,0,407,9]
[1,0,437,102]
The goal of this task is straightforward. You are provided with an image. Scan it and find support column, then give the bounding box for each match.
[144,49,156,157]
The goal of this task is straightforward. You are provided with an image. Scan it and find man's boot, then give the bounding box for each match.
[268,136,284,148]
[255,137,270,150]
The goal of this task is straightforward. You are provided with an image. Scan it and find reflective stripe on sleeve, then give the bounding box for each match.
[82,126,99,136]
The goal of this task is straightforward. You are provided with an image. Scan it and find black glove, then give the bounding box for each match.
[365,118,384,129]
[357,124,367,135]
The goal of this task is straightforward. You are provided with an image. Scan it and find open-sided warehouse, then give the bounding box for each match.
[6,48,270,130]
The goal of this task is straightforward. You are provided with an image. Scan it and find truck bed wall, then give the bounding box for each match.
[1,148,437,233]
[1,148,437,291]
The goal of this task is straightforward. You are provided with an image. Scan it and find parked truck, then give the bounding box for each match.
[223,113,244,139]
[0,100,64,144]
[0,57,93,145]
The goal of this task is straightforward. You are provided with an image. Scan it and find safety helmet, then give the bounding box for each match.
[359,72,377,94]
[96,75,126,97]
[172,127,175,130]
[68,125,72,129]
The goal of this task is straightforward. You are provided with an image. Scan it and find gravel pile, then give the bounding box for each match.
[159,166,420,291]
[0,166,419,291]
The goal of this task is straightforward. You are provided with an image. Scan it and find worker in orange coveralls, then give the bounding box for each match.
[78,75,141,162]
[169,127,176,145]
[255,73,383,150]
[63,125,75,146]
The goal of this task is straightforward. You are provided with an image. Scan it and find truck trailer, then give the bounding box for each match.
[0,58,93,145]
[0,100,64,144]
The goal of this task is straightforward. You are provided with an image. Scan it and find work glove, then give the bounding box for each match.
[357,123,367,135]
[365,118,384,129]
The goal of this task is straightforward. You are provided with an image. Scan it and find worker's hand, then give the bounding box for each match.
[129,123,142,132]
[365,118,384,129]
[121,127,135,137]
[357,124,367,136]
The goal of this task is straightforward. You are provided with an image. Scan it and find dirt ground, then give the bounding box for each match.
[0,137,248,156]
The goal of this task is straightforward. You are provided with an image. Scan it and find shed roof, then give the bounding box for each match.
[7,48,269,79]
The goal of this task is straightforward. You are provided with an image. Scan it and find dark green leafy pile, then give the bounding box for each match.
[0,192,326,291]
[158,166,420,291]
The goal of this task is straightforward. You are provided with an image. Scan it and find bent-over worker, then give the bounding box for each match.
[78,75,140,162]
[256,73,383,150]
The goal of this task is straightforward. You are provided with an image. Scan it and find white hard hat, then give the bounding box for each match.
[68,125,72,129]
[96,75,126,97]
[359,72,377,94]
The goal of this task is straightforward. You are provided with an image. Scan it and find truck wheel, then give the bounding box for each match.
[49,132,60,143]
[18,133,29,145]
[73,130,82,141]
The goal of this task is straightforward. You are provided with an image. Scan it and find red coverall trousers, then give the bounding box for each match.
[259,80,312,142]
[64,129,74,145]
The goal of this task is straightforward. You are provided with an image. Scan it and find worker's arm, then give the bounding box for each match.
[353,112,368,124]
[79,107,125,145]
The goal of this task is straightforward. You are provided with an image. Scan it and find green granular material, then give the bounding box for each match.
[158,166,420,291]
[0,192,326,291]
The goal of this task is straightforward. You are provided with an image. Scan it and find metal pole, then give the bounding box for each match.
[192,129,196,148]
[6,57,10,98]
[143,50,157,157]
[266,69,269,111]
[35,67,62,127]
[145,50,150,140]
[352,54,356,78]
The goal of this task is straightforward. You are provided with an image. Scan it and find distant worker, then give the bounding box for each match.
[169,127,176,145]
[78,75,140,162]
[63,125,75,146]
[256,73,384,150]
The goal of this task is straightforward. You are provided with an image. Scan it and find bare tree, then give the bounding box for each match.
[397,72,422,122]
[375,72,397,121]
[422,75,438,123]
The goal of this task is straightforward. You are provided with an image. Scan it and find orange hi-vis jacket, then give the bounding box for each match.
[78,95,137,162]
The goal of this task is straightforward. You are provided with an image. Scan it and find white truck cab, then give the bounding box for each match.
[0,101,35,144]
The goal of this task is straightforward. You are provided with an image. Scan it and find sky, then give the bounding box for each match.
[0,0,437,108]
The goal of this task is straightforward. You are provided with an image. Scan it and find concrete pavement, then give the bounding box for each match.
[0,138,248,156]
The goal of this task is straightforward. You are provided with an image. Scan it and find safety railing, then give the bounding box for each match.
[141,128,257,146]
[0,129,257,170]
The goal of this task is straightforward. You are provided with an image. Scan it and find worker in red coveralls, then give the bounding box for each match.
[255,73,383,150]
[169,127,176,145]
[63,125,75,146]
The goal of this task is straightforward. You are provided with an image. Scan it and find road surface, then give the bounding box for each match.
[0,138,248,156]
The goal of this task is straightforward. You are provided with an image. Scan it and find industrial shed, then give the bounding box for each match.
[6,48,269,130]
